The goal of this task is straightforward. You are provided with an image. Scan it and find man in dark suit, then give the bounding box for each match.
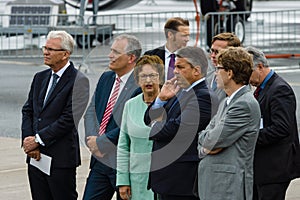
[144,17,190,81]
[144,46,219,200]
[22,30,89,200]
[83,34,142,200]
[246,46,300,200]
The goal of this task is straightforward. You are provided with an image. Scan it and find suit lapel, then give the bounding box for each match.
[158,46,166,65]
[166,95,180,112]
[114,72,135,111]
[168,81,207,112]
[258,73,276,102]
[43,64,75,109]
[153,46,166,65]
[227,86,250,106]
[38,70,51,111]
[103,73,115,106]
[95,72,115,124]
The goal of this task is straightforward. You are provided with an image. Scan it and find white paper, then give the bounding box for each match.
[30,153,52,176]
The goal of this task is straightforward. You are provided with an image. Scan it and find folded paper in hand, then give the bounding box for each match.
[30,153,52,176]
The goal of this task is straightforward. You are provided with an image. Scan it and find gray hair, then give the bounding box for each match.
[114,34,142,62]
[47,30,75,54]
[245,46,269,67]
[176,46,208,76]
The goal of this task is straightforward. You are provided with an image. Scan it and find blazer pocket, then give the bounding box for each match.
[213,164,236,173]
[211,164,237,197]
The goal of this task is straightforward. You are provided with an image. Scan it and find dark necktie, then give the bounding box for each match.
[44,73,59,105]
[167,53,175,80]
[99,77,121,135]
[170,90,185,111]
[254,86,261,99]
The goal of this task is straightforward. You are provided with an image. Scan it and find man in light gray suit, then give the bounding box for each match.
[198,47,261,200]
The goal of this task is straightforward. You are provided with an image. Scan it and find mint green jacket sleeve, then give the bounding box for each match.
[116,101,131,186]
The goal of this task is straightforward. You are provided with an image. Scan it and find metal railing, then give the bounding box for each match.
[204,10,300,54]
[0,13,112,61]
[0,9,299,63]
[88,11,198,50]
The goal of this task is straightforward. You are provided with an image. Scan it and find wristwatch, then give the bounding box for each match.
[150,120,157,127]
[34,135,39,144]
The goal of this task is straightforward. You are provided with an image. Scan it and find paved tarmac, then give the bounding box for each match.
[0,137,94,200]
[1,138,300,200]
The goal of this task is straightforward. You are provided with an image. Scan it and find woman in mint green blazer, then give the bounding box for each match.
[117,55,164,200]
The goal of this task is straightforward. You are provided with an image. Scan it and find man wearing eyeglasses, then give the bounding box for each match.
[198,47,260,200]
[206,32,241,101]
[21,30,89,199]
[144,46,218,200]
[83,34,142,200]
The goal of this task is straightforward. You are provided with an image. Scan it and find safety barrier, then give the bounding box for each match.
[0,13,112,61]
[0,9,299,62]
[204,9,300,56]
[88,11,198,50]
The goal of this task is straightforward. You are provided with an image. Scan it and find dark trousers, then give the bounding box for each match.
[82,161,121,200]
[253,181,290,200]
[28,164,77,200]
[158,194,198,200]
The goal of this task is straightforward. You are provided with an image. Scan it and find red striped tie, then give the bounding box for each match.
[99,77,121,135]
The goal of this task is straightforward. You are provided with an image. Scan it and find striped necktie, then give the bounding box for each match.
[99,77,121,135]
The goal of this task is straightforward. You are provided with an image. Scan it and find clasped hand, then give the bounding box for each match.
[119,186,131,200]
[23,136,40,161]
[86,136,105,158]
[203,147,223,155]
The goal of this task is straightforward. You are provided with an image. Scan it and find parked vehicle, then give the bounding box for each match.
[200,0,253,47]
[0,0,115,48]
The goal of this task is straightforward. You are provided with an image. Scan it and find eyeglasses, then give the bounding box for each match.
[215,66,225,72]
[138,73,159,81]
[209,48,219,55]
[42,46,66,52]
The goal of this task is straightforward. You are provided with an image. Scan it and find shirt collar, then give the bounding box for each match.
[117,69,133,84]
[226,85,246,105]
[52,61,70,78]
[164,46,177,58]
[183,77,206,92]
[260,69,274,89]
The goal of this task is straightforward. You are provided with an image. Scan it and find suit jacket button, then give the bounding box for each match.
[38,118,42,121]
